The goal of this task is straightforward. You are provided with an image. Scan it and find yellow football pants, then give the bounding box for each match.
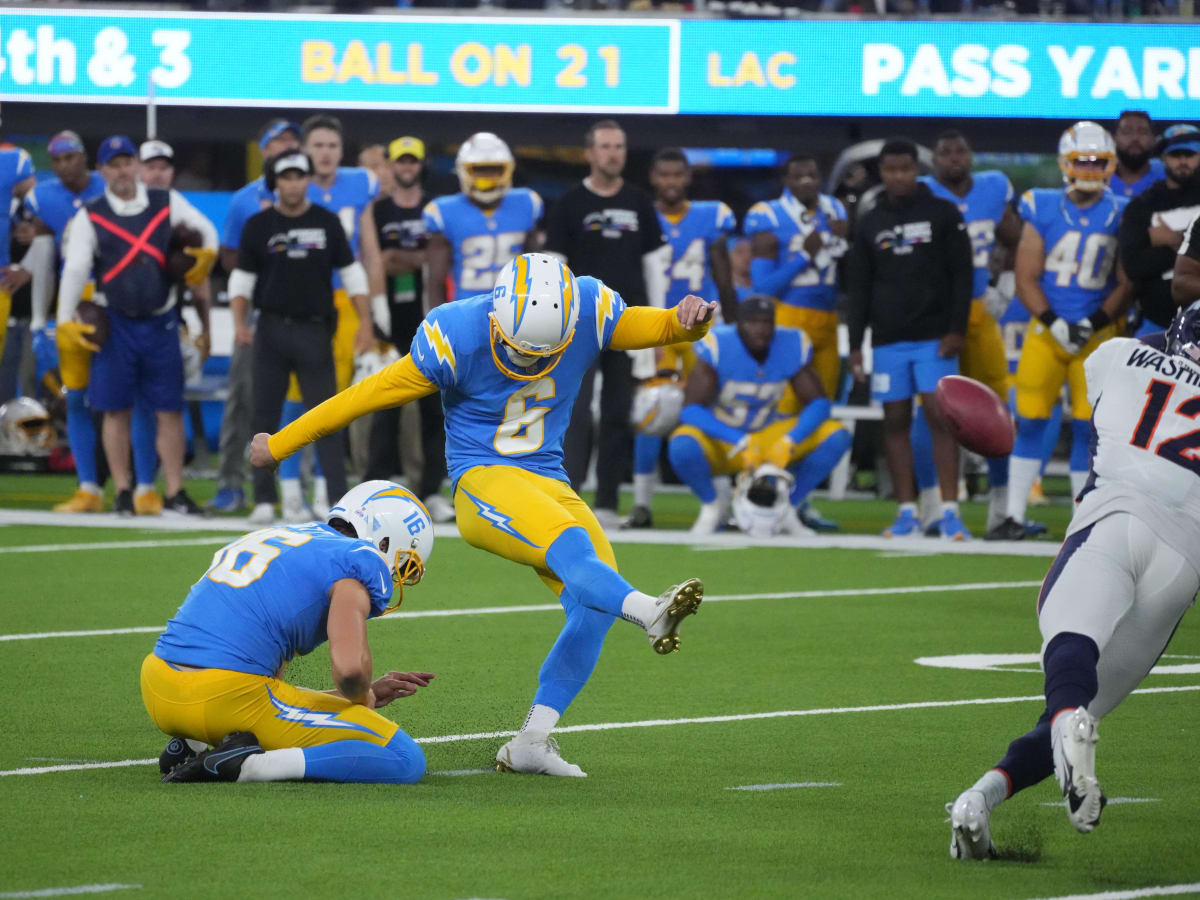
[140,653,398,749]
[287,288,360,402]
[775,305,840,401]
[961,298,1010,400]
[1015,318,1121,420]
[0,289,9,358]
[453,465,617,597]
[670,416,846,476]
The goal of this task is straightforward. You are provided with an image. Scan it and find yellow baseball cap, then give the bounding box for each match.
[388,136,425,162]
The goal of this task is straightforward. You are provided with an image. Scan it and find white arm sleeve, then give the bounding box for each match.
[642,243,672,309]
[338,261,368,298]
[227,268,257,301]
[23,235,56,329]
[57,209,97,322]
[168,189,218,248]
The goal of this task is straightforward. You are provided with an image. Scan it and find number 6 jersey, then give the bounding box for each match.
[1074,336,1200,571]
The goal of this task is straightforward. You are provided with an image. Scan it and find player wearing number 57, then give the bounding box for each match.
[251,253,715,777]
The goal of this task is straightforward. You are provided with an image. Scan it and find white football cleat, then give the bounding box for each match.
[281,498,315,524]
[423,493,456,524]
[247,503,276,525]
[689,501,721,535]
[947,791,996,860]
[495,736,586,777]
[1052,706,1106,833]
[646,577,703,654]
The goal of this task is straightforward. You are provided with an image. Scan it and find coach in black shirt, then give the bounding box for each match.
[229,151,368,519]
[846,138,973,536]
[544,119,670,524]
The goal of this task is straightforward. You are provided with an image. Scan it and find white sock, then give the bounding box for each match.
[715,477,733,518]
[312,476,328,509]
[940,500,959,516]
[185,738,208,754]
[633,473,655,509]
[236,747,305,782]
[280,478,302,507]
[80,481,101,495]
[987,486,1008,531]
[619,590,658,629]
[898,501,917,515]
[970,769,1010,811]
[1068,470,1088,500]
[134,483,156,498]
[917,486,941,527]
[517,703,560,743]
[1007,455,1040,523]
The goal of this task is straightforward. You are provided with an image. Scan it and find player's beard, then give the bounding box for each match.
[1117,147,1152,171]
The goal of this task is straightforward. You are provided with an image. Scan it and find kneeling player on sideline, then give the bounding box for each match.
[143,481,434,785]
[668,295,850,535]
[947,305,1200,857]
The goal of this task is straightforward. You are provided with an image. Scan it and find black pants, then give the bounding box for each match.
[563,349,633,511]
[365,390,446,498]
[251,313,347,505]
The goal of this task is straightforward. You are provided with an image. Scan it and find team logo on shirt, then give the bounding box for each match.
[874,221,933,256]
[266,228,328,258]
[583,209,639,238]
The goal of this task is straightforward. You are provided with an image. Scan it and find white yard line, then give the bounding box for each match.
[1040,797,1160,806]
[4,685,1196,778]
[0,886,141,899]
[0,537,228,555]
[726,782,842,791]
[1023,884,1200,900]
[0,580,1043,643]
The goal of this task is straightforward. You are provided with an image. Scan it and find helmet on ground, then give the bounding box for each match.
[456,132,514,205]
[1058,121,1117,193]
[1166,299,1200,364]
[630,375,685,436]
[0,397,56,456]
[489,253,579,381]
[327,480,434,612]
[732,464,794,538]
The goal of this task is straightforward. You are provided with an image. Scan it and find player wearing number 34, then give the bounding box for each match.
[251,252,716,777]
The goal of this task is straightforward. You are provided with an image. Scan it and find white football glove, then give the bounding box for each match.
[1048,316,1094,355]
[982,286,1009,321]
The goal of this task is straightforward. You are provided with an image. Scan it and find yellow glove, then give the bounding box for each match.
[765,435,797,470]
[729,434,764,471]
[183,246,217,286]
[58,319,100,352]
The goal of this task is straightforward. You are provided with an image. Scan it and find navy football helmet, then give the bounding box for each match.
[1166,300,1200,363]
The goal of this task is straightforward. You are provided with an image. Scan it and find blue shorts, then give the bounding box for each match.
[89,307,183,413]
[870,339,957,403]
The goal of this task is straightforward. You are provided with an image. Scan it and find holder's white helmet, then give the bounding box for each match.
[630,375,685,436]
[456,132,514,205]
[732,464,794,538]
[489,253,580,381]
[0,397,55,456]
[1058,121,1117,193]
[327,480,434,612]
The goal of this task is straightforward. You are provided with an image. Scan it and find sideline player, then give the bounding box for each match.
[990,122,1133,540]
[626,147,737,529]
[667,296,849,535]
[251,253,714,776]
[145,481,434,785]
[947,303,1200,856]
[423,132,541,308]
[914,130,1022,533]
[1111,110,1164,199]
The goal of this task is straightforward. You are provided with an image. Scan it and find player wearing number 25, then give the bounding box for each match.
[991,122,1133,541]
[423,133,541,307]
[252,253,715,777]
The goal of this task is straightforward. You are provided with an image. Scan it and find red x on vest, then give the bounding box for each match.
[89,205,170,285]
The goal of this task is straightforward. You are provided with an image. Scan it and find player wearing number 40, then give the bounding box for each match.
[252,253,715,777]
[143,481,435,785]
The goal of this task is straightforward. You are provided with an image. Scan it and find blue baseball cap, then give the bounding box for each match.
[97,135,137,165]
[47,131,85,157]
[1162,124,1200,156]
[259,120,301,152]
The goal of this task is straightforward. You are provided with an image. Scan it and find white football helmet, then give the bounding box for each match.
[630,375,685,436]
[327,480,434,612]
[489,253,580,381]
[1058,121,1117,193]
[0,397,56,456]
[456,132,515,205]
[732,464,795,538]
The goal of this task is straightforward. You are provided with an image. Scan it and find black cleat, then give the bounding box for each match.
[985,516,1027,541]
[162,731,262,783]
[158,737,199,776]
[621,505,653,529]
[114,489,134,518]
[165,489,209,517]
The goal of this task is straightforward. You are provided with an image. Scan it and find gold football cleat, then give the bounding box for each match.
[134,490,163,516]
[53,487,104,513]
[647,577,704,655]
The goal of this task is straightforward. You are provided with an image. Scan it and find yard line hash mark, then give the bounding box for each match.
[1023,882,1200,900]
[0,886,142,899]
[726,782,842,791]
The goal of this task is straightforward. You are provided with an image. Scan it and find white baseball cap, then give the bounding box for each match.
[139,140,174,163]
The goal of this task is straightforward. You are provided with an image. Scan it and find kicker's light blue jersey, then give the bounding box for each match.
[743,192,846,312]
[658,201,736,309]
[1018,187,1127,323]
[221,177,273,250]
[423,188,543,295]
[154,523,393,676]
[921,170,1014,298]
[694,324,811,434]
[0,148,33,267]
[409,275,624,485]
[24,171,105,248]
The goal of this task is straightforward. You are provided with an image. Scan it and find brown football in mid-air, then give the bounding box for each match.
[75,300,109,348]
[934,374,1014,458]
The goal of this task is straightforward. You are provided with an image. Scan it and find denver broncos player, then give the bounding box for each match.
[744,154,848,400]
[991,122,1133,541]
[626,147,737,529]
[424,132,542,307]
[146,481,434,785]
[667,295,849,535]
[251,253,714,777]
